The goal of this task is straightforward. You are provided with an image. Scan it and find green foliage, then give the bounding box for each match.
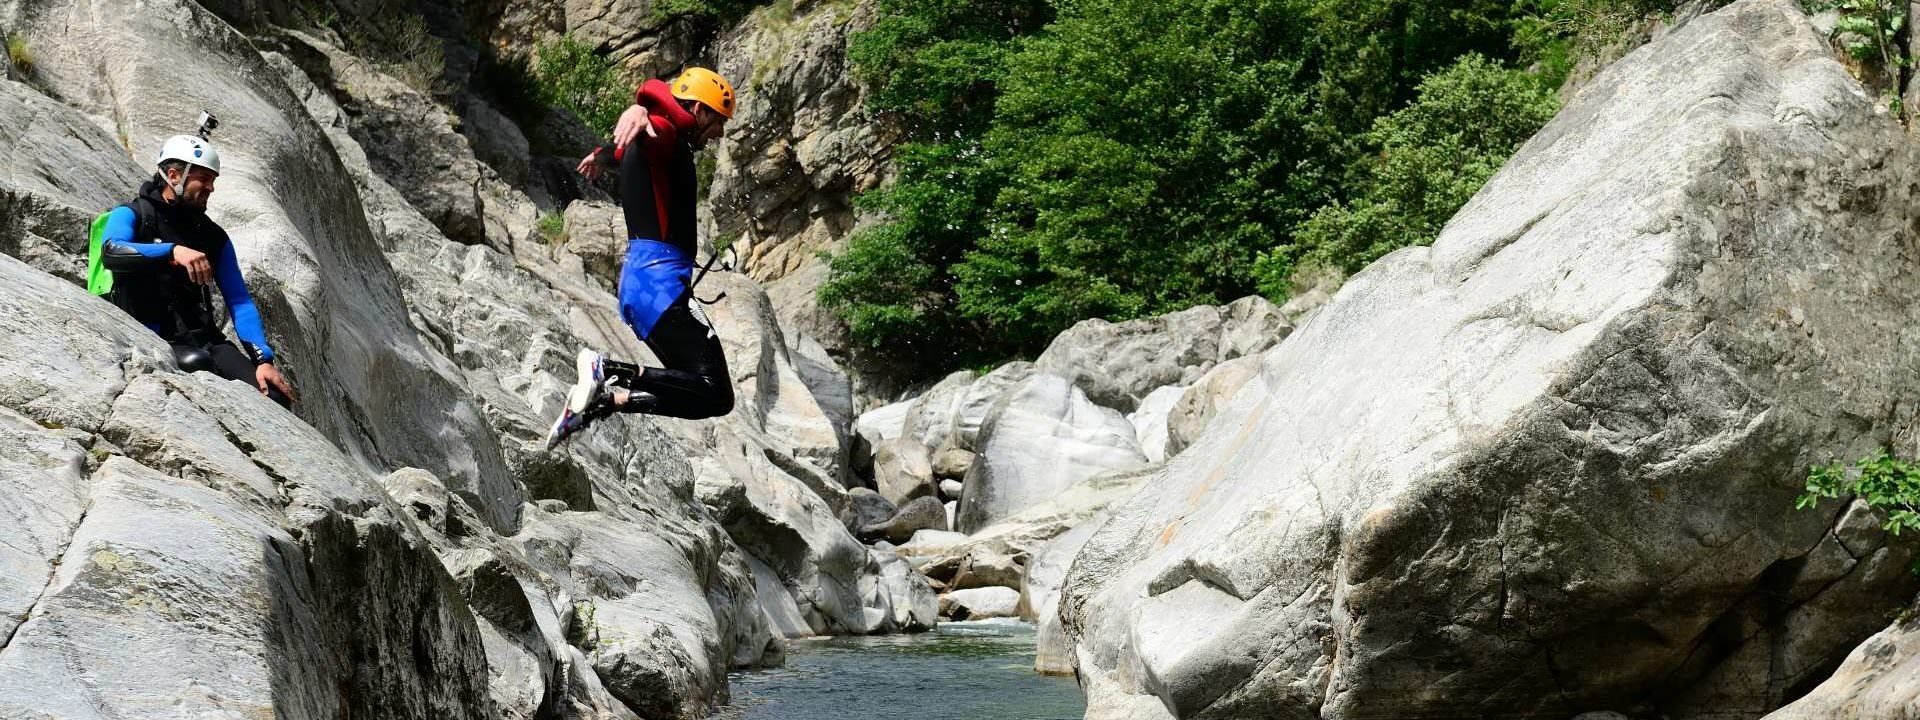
[654,0,759,25]
[532,35,629,135]
[847,0,1053,136]
[1256,54,1559,292]
[1799,449,1920,571]
[336,11,445,92]
[478,51,547,128]
[536,212,568,245]
[1811,0,1910,116]
[5,34,30,75]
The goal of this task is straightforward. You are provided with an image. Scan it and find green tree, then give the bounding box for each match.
[1257,53,1559,296]
[829,0,1586,376]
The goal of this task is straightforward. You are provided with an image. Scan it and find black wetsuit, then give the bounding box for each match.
[101,178,291,409]
[595,91,733,421]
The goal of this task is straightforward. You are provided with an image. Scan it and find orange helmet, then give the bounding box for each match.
[671,67,736,118]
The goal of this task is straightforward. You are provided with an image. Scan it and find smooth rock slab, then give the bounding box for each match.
[1061,2,1920,717]
[940,586,1021,621]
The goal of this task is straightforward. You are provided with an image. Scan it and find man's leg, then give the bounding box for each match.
[619,300,734,420]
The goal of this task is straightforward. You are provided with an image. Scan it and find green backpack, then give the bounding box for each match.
[85,198,156,297]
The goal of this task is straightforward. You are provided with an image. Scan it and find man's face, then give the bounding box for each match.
[692,105,729,148]
[168,165,218,209]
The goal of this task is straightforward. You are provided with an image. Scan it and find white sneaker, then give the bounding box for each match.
[544,349,611,450]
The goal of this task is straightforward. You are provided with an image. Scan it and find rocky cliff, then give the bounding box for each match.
[1053,1,1920,718]
[0,0,929,717]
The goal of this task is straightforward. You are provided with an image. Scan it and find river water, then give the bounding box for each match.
[717,619,1086,720]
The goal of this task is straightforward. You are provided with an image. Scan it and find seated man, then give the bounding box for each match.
[99,134,296,407]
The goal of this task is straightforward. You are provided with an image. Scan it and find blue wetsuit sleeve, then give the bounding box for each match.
[212,237,275,363]
[100,206,175,271]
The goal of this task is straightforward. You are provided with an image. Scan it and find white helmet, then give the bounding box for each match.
[155,134,220,175]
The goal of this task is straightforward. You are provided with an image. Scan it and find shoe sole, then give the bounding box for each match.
[545,349,604,449]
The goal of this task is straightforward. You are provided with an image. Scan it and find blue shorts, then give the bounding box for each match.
[617,239,694,341]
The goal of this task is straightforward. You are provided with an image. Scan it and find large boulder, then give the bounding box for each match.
[871,437,937,506]
[1060,3,1920,718]
[0,255,492,716]
[1759,504,1920,720]
[1034,296,1292,413]
[940,587,1020,621]
[955,373,1148,534]
[6,5,529,535]
[1026,520,1103,676]
[1164,354,1261,458]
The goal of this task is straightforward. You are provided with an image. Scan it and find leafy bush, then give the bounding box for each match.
[536,212,568,245]
[1799,449,1920,571]
[533,35,629,135]
[5,34,30,75]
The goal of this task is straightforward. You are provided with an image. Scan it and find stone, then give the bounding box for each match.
[950,362,1037,451]
[1129,384,1186,464]
[706,0,894,342]
[932,446,975,480]
[843,487,898,537]
[955,374,1148,534]
[872,437,937,506]
[1060,3,1920,718]
[852,399,911,478]
[901,370,975,451]
[940,587,1021,621]
[1028,521,1103,675]
[1034,296,1292,413]
[560,200,627,291]
[868,496,948,546]
[939,479,964,501]
[951,548,1026,591]
[1165,354,1263,458]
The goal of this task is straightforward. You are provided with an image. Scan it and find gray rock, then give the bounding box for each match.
[1165,354,1262,458]
[0,79,149,285]
[1034,296,1292,412]
[852,399,911,478]
[872,437,937,506]
[869,496,947,546]
[951,548,1026,591]
[955,374,1148,534]
[938,479,964,501]
[1061,3,1920,718]
[931,447,975,480]
[950,362,1037,451]
[1027,521,1103,675]
[561,199,627,291]
[707,0,894,340]
[940,587,1021,621]
[902,370,975,451]
[843,487,898,537]
[1128,384,1186,464]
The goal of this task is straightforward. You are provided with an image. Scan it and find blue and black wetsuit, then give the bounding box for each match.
[102,177,289,408]
[591,81,734,420]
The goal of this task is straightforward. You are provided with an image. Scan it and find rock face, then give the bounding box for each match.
[0,254,492,717]
[708,0,893,343]
[1035,296,1291,412]
[1060,2,1920,718]
[0,0,939,716]
[956,373,1148,534]
[1164,354,1261,458]
[1766,593,1920,719]
[940,586,1021,621]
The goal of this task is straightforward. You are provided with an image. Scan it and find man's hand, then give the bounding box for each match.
[256,362,296,404]
[577,151,605,181]
[172,245,212,284]
[612,104,655,149]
